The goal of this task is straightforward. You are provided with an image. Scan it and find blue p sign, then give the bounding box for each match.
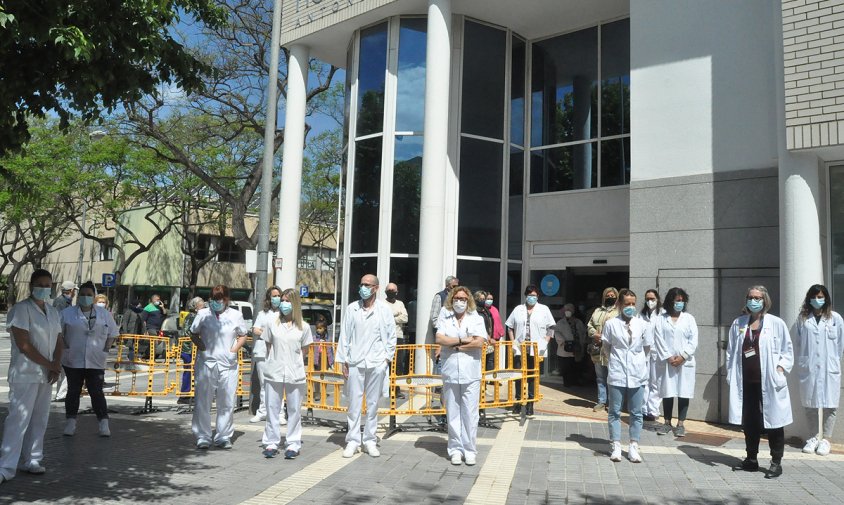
[102,273,116,288]
[299,285,309,298]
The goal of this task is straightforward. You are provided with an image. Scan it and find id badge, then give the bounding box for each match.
[743,349,756,358]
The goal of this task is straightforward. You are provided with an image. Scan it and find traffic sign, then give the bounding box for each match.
[299,285,309,298]
[274,257,283,269]
[102,273,117,288]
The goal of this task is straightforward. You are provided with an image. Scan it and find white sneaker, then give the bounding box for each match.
[98,419,111,437]
[609,441,622,462]
[63,418,77,437]
[451,453,463,465]
[363,442,380,457]
[23,462,45,475]
[628,442,642,463]
[280,415,287,426]
[249,414,266,423]
[464,453,477,466]
[803,436,819,454]
[342,444,358,458]
[817,439,831,456]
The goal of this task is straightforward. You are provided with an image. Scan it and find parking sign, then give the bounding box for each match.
[102,273,117,287]
[299,285,309,298]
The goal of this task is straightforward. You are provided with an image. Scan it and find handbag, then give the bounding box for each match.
[586,340,602,356]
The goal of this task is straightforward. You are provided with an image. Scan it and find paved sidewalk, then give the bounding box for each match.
[2,317,844,505]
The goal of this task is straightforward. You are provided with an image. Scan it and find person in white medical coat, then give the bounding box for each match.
[60,281,119,437]
[652,287,698,438]
[640,289,662,422]
[336,274,397,458]
[258,288,313,459]
[250,286,286,426]
[436,286,488,466]
[794,284,844,456]
[505,284,555,417]
[189,284,248,450]
[0,269,62,483]
[726,285,793,479]
[603,289,652,463]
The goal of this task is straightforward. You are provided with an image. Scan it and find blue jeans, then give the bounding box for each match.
[608,385,644,442]
[594,363,608,404]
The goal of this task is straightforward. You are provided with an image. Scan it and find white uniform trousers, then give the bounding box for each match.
[443,380,480,458]
[55,372,68,400]
[644,355,661,417]
[345,363,387,448]
[262,382,305,451]
[252,358,267,417]
[192,364,239,444]
[0,382,53,480]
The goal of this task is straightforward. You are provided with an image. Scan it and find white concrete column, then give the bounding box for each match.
[414,0,452,373]
[276,44,310,290]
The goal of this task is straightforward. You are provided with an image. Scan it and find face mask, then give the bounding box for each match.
[359,285,373,300]
[453,300,467,314]
[673,301,685,312]
[209,300,225,313]
[77,295,94,307]
[485,299,493,307]
[564,310,573,318]
[96,302,107,308]
[271,296,281,308]
[622,306,637,318]
[32,287,52,301]
[280,301,293,315]
[526,295,538,306]
[746,299,764,314]
[810,298,826,310]
[646,300,657,310]
[605,297,616,307]
[385,290,397,300]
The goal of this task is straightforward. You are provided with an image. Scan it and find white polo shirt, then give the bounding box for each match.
[61,305,120,370]
[264,320,314,384]
[505,303,556,357]
[190,306,247,370]
[437,308,488,384]
[602,315,653,388]
[8,298,61,384]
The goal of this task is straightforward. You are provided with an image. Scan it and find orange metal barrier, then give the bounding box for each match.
[112,334,177,397]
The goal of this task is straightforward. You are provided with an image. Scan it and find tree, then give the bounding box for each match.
[0,0,226,161]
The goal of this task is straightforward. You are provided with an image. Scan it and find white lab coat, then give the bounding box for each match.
[653,311,698,399]
[794,311,844,409]
[602,315,653,389]
[726,313,794,429]
[505,303,555,357]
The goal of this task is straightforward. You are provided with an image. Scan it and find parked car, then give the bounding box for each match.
[302,302,335,340]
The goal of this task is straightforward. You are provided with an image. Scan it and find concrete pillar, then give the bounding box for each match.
[276,44,310,290]
[414,0,452,373]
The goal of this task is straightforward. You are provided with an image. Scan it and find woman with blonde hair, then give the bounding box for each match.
[260,288,313,459]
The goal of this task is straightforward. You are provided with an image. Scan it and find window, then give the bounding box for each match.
[529,19,631,193]
[298,246,337,271]
[350,136,382,253]
[195,234,214,260]
[831,166,844,301]
[98,238,115,262]
[217,237,243,263]
[356,23,389,137]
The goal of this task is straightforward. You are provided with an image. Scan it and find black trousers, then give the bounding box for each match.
[514,355,536,400]
[742,381,784,463]
[64,366,108,420]
[663,397,690,422]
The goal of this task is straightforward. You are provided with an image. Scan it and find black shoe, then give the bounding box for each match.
[643,414,657,422]
[526,404,534,417]
[177,397,191,405]
[512,404,521,415]
[396,392,407,400]
[284,449,299,460]
[734,458,759,472]
[263,448,279,458]
[766,462,783,479]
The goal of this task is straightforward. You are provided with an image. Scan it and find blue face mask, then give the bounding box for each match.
[209,300,225,313]
[271,296,281,308]
[810,298,825,310]
[526,295,538,306]
[280,301,293,315]
[622,306,637,318]
[32,287,52,301]
[359,285,373,300]
[746,299,764,314]
[673,301,685,313]
[78,295,94,307]
[485,299,493,307]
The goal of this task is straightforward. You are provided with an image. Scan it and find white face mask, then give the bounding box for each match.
[564,310,573,318]
[96,302,107,308]
[646,299,657,310]
[453,300,467,314]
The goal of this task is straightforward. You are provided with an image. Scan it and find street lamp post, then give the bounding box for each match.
[75,129,107,286]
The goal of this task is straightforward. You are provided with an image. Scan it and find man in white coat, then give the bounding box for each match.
[726,286,793,479]
[1,269,63,483]
[336,274,397,458]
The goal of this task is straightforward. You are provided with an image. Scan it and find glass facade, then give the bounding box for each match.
[831,166,844,301]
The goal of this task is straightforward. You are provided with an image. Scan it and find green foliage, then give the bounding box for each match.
[0,0,227,158]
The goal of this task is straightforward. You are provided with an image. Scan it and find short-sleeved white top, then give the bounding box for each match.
[61,305,120,369]
[251,309,279,359]
[505,303,556,356]
[8,298,62,384]
[190,306,247,370]
[437,308,488,384]
[263,319,314,384]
